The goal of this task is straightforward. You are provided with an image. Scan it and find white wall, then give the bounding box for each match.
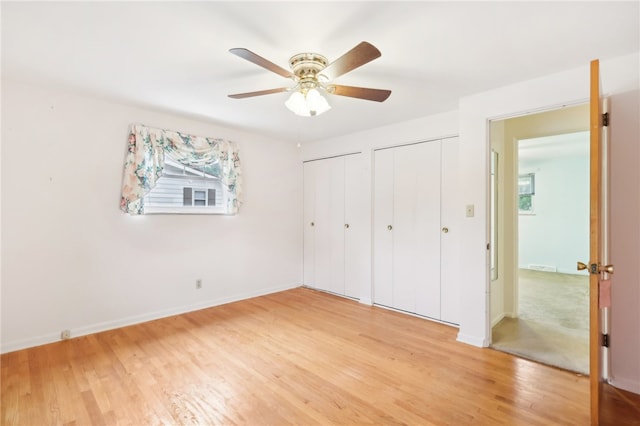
[458,52,640,392]
[608,85,640,392]
[1,79,303,353]
[518,151,589,274]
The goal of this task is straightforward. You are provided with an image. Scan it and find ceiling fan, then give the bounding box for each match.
[228,41,391,117]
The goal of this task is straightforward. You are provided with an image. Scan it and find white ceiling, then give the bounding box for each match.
[2,1,639,144]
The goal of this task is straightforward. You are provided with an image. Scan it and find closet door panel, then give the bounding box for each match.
[303,160,318,287]
[373,149,394,307]
[344,154,364,299]
[313,159,333,292]
[327,156,346,295]
[392,145,421,313]
[440,137,460,324]
[413,141,442,319]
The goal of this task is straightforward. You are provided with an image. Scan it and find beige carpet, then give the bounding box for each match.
[491,269,589,374]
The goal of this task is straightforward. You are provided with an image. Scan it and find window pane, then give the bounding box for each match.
[142,154,226,214]
[203,161,221,177]
[518,174,535,195]
[183,187,192,206]
[519,194,533,211]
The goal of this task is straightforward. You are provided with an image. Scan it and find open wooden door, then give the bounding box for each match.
[585,57,607,426]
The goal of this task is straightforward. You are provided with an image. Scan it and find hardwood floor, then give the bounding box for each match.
[2,287,593,425]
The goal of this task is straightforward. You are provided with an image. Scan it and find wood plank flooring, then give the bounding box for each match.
[2,287,593,425]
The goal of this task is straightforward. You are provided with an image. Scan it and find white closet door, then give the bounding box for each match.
[440,137,460,324]
[303,160,318,287]
[344,154,364,299]
[392,144,420,312]
[393,142,441,318]
[413,141,442,319]
[313,156,345,295]
[327,156,346,295]
[373,148,395,307]
[313,159,332,292]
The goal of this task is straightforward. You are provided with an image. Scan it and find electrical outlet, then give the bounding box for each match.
[61,329,71,340]
[196,279,202,289]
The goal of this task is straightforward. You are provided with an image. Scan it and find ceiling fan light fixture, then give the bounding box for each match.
[306,88,331,116]
[285,88,331,117]
[285,91,309,116]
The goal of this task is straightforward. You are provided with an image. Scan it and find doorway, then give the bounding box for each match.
[489,104,591,374]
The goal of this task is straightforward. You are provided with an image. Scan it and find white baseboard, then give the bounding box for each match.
[457,332,490,348]
[359,298,373,306]
[1,283,300,354]
[609,376,640,394]
[491,313,505,327]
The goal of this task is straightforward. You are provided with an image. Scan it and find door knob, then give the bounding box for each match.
[310,222,315,227]
[442,227,449,233]
[387,225,393,231]
[344,224,350,229]
[577,261,614,275]
[577,261,597,274]
[601,264,614,274]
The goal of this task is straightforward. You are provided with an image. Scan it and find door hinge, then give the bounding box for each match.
[602,112,609,127]
[602,333,609,348]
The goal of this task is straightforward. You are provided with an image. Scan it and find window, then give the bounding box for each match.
[184,188,216,207]
[120,124,242,216]
[142,155,226,214]
[518,173,535,214]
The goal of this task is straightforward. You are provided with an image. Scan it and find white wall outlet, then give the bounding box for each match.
[61,329,71,340]
[465,204,475,218]
[196,279,202,289]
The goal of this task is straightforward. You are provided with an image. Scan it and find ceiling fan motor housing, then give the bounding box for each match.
[289,53,328,89]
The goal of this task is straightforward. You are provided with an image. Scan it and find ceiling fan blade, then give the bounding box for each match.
[229,48,294,79]
[328,85,391,102]
[228,87,289,99]
[321,42,382,80]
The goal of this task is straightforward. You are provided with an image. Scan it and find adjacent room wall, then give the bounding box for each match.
[1,79,303,353]
[518,144,589,274]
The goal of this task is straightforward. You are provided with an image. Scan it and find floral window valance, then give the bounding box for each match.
[120,123,242,215]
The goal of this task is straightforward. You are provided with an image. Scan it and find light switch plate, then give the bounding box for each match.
[465,204,475,217]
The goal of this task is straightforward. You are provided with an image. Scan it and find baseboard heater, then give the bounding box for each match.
[527,264,557,272]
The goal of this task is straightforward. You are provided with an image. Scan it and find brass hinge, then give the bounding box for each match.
[603,112,609,127]
[602,333,609,348]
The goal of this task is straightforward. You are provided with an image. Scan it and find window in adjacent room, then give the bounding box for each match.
[518,173,535,214]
